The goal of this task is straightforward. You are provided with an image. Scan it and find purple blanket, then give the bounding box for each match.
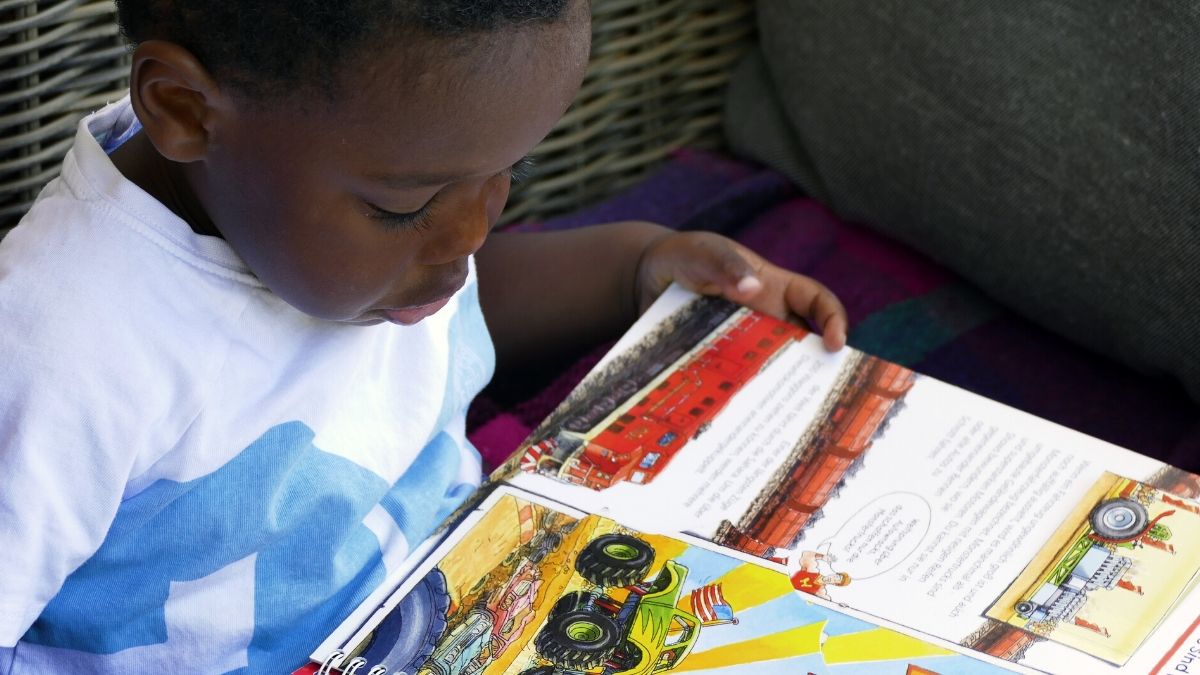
[468,150,1200,473]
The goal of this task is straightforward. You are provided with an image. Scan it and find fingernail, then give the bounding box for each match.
[833,327,848,350]
[736,275,763,294]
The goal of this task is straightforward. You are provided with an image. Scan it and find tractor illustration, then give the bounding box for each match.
[520,533,728,675]
[1014,496,1172,624]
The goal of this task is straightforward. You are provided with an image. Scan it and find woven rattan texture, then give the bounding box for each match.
[504,0,755,223]
[0,0,754,232]
[1,0,129,230]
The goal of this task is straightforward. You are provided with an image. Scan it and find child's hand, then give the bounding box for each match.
[635,230,848,351]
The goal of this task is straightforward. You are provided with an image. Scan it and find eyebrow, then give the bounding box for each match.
[367,154,535,189]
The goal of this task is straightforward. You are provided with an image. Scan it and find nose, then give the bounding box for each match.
[418,174,511,266]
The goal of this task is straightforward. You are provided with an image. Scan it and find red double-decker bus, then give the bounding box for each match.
[530,310,806,490]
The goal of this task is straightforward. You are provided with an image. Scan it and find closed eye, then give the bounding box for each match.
[364,200,434,231]
[365,156,533,230]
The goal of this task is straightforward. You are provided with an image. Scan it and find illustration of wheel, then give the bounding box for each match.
[530,532,563,563]
[516,667,555,675]
[358,568,450,674]
[576,534,655,587]
[535,604,621,669]
[1090,498,1150,541]
[1015,601,1036,618]
[549,591,598,620]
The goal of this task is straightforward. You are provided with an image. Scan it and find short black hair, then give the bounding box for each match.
[115,0,574,99]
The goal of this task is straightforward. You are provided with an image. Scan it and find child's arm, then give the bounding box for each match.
[476,221,847,369]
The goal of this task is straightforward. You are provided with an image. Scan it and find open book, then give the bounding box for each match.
[297,286,1200,675]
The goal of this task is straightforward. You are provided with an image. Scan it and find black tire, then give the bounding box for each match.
[575,534,654,587]
[1014,600,1036,618]
[1090,498,1150,541]
[517,668,556,675]
[550,591,599,620]
[535,606,622,669]
[531,532,563,563]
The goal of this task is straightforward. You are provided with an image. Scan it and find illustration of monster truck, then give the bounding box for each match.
[1014,498,1163,623]
[520,533,708,675]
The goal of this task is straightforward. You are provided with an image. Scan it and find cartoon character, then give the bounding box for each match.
[790,550,851,600]
[1115,522,1175,555]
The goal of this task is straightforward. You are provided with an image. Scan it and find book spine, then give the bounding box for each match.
[314,650,388,675]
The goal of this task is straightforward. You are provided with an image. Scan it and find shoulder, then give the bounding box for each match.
[0,125,266,471]
[0,183,255,378]
[0,101,266,369]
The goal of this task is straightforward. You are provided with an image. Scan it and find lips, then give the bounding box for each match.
[381,296,454,325]
[375,267,467,325]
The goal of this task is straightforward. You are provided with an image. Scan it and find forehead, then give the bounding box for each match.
[293,18,591,180]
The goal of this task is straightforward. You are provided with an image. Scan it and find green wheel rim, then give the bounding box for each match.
[603,542,640,561]
[566,619,604,643]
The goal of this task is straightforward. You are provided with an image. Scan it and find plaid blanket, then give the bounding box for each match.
[468,150,1200,473]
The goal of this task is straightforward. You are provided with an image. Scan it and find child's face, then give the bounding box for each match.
[194,11,590,325]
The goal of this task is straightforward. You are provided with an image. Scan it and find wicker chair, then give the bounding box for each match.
[0,0,755,234]
[502,0,755,223]
[0,0,129,229]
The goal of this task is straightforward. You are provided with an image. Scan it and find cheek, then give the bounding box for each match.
[198,131,417,320]
[213,177,419,320]
[411,178,509,266]
[486,175,511,227]
[265,224,426,320]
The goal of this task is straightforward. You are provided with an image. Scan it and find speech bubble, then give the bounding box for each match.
[812,492,931,580]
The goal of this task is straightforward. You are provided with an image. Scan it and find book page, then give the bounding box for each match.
[495,286,1200,674]
[303,485,1017,674]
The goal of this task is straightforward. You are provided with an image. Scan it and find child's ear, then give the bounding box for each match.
[127,40,226,164]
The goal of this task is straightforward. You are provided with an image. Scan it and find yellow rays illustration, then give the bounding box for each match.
[668,560,956,670]
[643,535,691,568]
[823,627,956,663]
[673,622,825,671]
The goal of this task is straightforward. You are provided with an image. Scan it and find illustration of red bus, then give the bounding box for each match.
[522,310,805,491]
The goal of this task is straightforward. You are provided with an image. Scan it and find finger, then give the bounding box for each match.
[785,277,849,351]
[677,236,765,302]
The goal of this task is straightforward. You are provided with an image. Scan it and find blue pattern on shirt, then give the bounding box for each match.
[23,420,470,673]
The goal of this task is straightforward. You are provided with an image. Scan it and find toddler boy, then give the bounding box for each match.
[0,1,845,672]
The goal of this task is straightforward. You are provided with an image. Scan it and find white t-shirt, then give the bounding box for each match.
[0,98,493,673]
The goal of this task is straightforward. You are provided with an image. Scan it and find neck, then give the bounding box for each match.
[109,131,222,238]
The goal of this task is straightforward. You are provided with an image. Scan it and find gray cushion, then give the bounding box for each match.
[725,1,1200,400]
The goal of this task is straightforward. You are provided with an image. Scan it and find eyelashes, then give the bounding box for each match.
[505,156,536,184]
[364,155,536,232]
[364,201,435,232]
